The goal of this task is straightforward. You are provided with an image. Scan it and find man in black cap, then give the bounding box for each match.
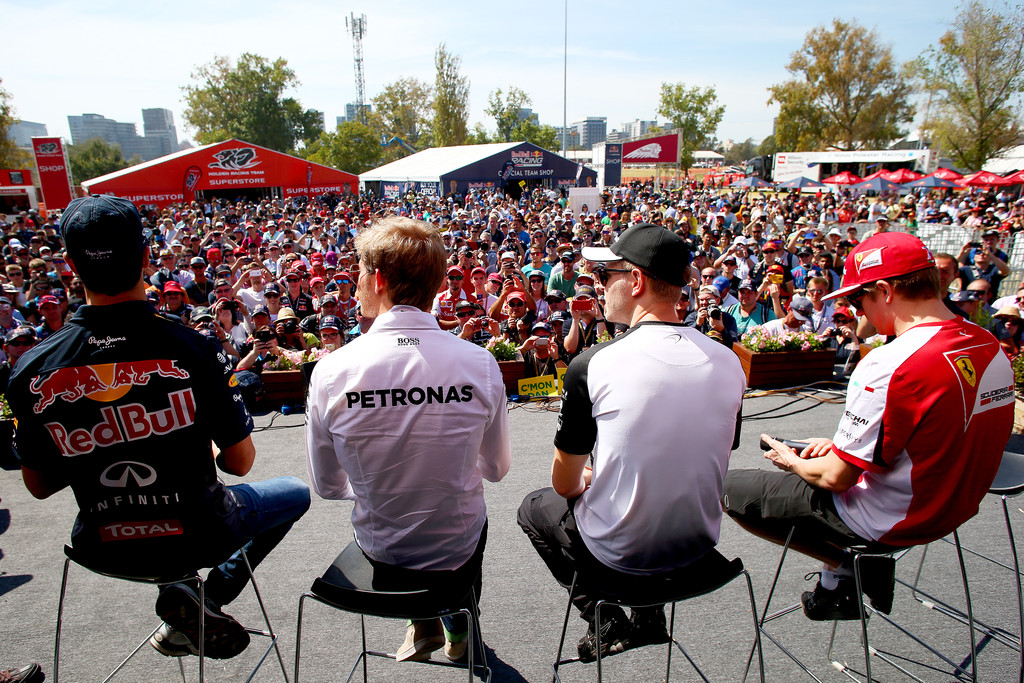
[0,325,36,389]
[8,195,310,660]
[518,223,746,662]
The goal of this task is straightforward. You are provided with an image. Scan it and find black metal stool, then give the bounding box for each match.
[54,544,287,683]
[294,541,490,682]
[552,548,764,683]
[749,528,977,683]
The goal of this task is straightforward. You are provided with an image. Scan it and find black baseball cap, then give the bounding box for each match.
[581,223,690,286]
[60,195,146,295]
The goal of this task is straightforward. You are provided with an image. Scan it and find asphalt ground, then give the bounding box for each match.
[2,383,1022,682]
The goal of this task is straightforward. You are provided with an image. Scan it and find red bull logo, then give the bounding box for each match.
[29,360,190,414]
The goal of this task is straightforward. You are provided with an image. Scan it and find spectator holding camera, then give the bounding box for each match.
[273,307,307,351]
[213,297,248,348]
[563,285,610,359]
[455,300,499,347]
[827,305,861,366]
[519,320,561,378]
[957,240,1009,296]
[687,284,738,346]
[726,279,779,336]
[759,294,815,337]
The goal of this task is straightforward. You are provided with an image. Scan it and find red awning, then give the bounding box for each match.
[82,139,358,208]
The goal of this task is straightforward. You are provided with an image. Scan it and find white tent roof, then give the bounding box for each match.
[693,150,725,160]
[984,144,1024,175]
[360,142,521,183]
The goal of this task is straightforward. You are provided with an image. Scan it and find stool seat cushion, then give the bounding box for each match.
[573,548,744,607]
[63,544,201,584]
[991,450,1024,496]
[310,541,475,619]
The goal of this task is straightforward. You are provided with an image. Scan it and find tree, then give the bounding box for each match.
[912,1,1024,171]
[369,77,433,150]
[486,87,533,142]
[283,99,326,149]
[769,19,914,151]
[68,137,135,183]
[758,134,778,156]
[304,121,382,174]
[0,80,31,169]
[466,123,492,145]
[724,138,758,166]
[182,53,306,152]
[657,83,725,173]
[511,118,561,150]
[432,44,470,147]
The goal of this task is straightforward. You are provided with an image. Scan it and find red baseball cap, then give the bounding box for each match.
[507,291,526,303]
[163,281,185,294]
[446,265,463,276]
[824,232,935,301]
[471,266,487,277]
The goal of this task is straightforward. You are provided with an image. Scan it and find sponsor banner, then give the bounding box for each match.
[32,137,75,210]
[283,184,353,198]
[622,133,680,164]
[182,165,202,203]
[604,143,622,186]
[418,181,439,197]
[382,183,401,198]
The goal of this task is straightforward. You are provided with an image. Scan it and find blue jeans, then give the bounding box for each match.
[201,475,311,606]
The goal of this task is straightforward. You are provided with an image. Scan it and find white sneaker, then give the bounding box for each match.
[395,619,444,662]
[150,622,199,657]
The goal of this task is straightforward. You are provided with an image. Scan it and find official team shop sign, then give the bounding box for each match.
[621,133,680,165]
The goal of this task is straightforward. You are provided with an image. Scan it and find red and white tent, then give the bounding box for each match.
[82,139,358,209]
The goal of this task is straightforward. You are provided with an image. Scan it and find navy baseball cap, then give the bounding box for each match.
[319,315,342,331]
[60,195,146,295]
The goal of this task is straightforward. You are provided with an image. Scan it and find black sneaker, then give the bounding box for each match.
[155,583,250,659]
[627,606,671,648]
[577,606,631,663]
[801,579,862,621]
[0,663,44,683]
[857,555,896,615]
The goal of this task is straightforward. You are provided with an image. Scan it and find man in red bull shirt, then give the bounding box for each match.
[8,196,310,660]
[723,232,1014,621]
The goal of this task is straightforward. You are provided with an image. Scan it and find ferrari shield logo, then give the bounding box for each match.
[954,355,977,387]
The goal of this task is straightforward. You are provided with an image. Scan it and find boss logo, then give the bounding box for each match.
[397,337,420,346]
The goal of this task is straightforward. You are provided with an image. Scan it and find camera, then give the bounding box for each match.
[254,327,276,343]
[825,327,843,338]
[279,321,298,334]
[708,306,722,321]
[968,241,982,249]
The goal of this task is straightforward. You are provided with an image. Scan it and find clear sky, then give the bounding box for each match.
[3,0,962,147]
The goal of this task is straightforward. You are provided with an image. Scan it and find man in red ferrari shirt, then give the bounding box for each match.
[724,232,1014,620]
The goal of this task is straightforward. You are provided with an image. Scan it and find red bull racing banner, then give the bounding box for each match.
[621,133,680,165]
[32,137,75,211]
[604,143,622,186]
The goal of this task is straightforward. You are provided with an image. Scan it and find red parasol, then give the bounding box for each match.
[932,167,963,180]
[861,170,888,181]
[960,170,1014,187]
[822,170,863,185]
[1003,169,1024,184]
[883,168,923,183]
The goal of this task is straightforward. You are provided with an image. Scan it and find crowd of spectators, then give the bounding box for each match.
[1,178,1023,395]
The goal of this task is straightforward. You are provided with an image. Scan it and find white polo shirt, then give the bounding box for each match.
[306,305,511,570]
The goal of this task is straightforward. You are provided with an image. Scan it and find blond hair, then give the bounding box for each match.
[355,216,446,311]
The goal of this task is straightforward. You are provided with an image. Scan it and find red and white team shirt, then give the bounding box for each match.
[831,318,1014,546]
[431,288,472,322]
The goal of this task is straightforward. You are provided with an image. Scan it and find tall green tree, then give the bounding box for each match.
[432,44,470,147]
[724,138,758,165]
[657,83,725,173]
[182,53,308,152]
[912,1,1024,172]
[369,77,433,150]
[68,137,135,183]
[283,100,326,149]
[0,80,31,169]
[304,121,382,174]
[486,87,533,142]
[769,19,914,151]
[758,134,778,157]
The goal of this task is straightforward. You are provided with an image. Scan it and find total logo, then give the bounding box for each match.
[29,359,189,414]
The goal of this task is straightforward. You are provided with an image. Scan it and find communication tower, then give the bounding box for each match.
[345,13,368,124]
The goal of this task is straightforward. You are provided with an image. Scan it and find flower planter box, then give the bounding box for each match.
[498,358,526,395]
[732,342,837,389]
[259,369,306,409]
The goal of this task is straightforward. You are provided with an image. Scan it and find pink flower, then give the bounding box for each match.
[801,342,811,351]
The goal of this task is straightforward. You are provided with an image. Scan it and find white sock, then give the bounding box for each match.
[820,566,844,590]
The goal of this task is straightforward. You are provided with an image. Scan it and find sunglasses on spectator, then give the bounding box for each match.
[265,292,280,298]
[762,249,777,254]
[508,301,525,308]
[8,339,35,347]
[286,277,300,283]
[456,311,474,318]
[448,275,463,280]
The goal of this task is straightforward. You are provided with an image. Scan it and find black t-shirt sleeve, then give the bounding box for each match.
[194,335,254,448]
[553,352,596,456]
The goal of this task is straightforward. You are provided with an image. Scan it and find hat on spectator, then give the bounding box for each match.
[5,325,36,344]
[471,266,487,277]
[525,269,546,279]
[309,276,324,286]
[581,222,691,286]
[711,276,731,297]
[319,315,342,331]
[454,299,475,311]
[319,293,338,305]
[38,294,60,308]
[60,195,146,294]
[574,285,598,299]
[276,307,299,322]
[823,232,936,301]
[263,282,281,295]
[789,294,814,322]
[487,273,504,283]
[832,305,854,320]
[459,246,473,256]
[698,285,722,299]
[163,281,185,294]
[548,310,568,325]
[310,252,324,262]
[446,265,463,276]
[500,251,517,262]
[951,290,982,303]
[507,291,526,303]
[738,278,755,291]
[206,247,222,259]
[983,229,1000,238]
[796,247,813,257]
[251,304,271,318]
[190,306,214,324]
[215,265,232,275]
[875,216,890,223]
[189,256,206,267]
[996,306,1022,320]
[575,272,595,285]
[531,321,552,334]
[545,289,567,303]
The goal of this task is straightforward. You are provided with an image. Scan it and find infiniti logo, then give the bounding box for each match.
[99,461,157,488]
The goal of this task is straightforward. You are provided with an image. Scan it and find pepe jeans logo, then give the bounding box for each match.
[88,335,126,347]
